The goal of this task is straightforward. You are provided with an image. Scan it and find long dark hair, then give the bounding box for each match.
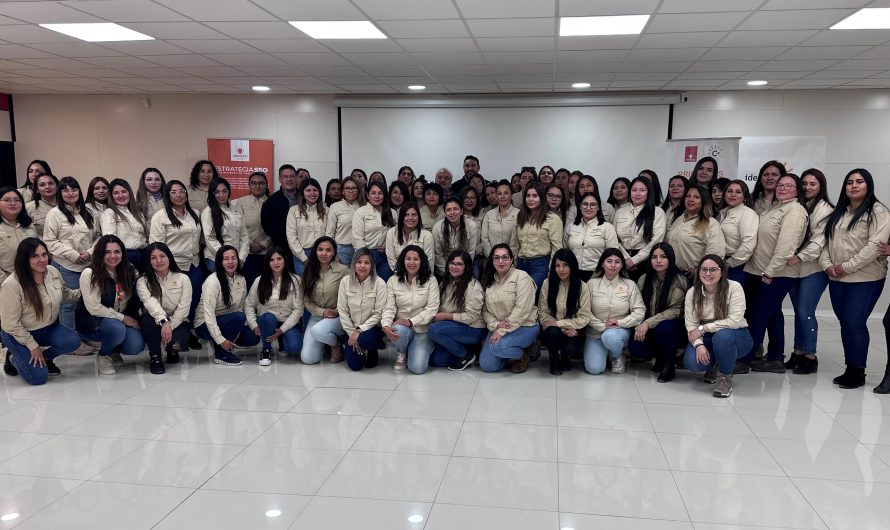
[607,177,631,208]
[207,177,232,242]
[56,176,94,229]
[162,180,199,229]
[389,180,409,210]
[142,242,182,303]
[22,160,51,190]
[691,156,718,188]
[85,176,109,209]
[367,180,395,227]
[678,185,715,236]
[825,168,883,240]
[481,243,513,288]
[638,169,663,204]
[438,197,468,258]
[726,179,753,208]
[460,186,481,217]
[33,173,59,207]
[298,178,326,222]
[661,175,690,222]
[395,244,432,285]
[546,249,583,320]
[573,192,605,225]
[107,178,147,230]
[629,176,656,242]
[0,187,33,227]
[257,247,296,305]
[14,238,48,319]
[214,245,242,308]
[517,181,548,229]
[593,247,628,279]
[691,254,729,321]
[574,175,604,217]
[397,202,423,245]
[800,168,834,213]
[440,249,472,310]
[301,236,337,305]
[136,167,166,217]
[640,242,685,318]
[89,234,135,298]
[751,160,787,206]
[189,160,218,188]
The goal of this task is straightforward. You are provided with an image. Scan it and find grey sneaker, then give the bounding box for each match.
[393,352,407,370]
[610,355,626,374]
[97,355,116,375]
[703,365,719,384]
[713,374,733,398]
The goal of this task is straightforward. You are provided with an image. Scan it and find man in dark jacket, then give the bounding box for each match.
[261,164,299,271]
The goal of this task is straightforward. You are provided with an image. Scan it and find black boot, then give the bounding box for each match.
[3,351,17,377]
[784,353,803,370]
[165,344,180,365]
[149,351,166,374]
[833,366,854,385]
[874,365,890,394]
[651,358,663,373]
[657,363,676,383]
[837,366,866,389]
[793,356,818,375]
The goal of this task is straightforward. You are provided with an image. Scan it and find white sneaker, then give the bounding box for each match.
[393,352,407,370]
[610,355,626,374]
[97,355,116,375]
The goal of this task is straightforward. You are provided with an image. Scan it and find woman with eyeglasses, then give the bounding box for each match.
[584,248,645,375]
[245,247,303,366]
[736,173,808,375]
[752,160,785,215]
[822,169,890,390]
[0,237,81,384]
[432,197,478,278]
[429,250,486,371]
[719,179,759,284]
[630,243,688,382]
[26,172,58,237]
[352,180,396,281]
[0,188,37,289]
[568,175,615,225]
[613,176,666,282]
[510,182,563,293]
[381,245,439,373]
[286,178,327,276]
[478,244,539,373]
[233,171,271,289]
[135,167,166,222]
[565,192,619,282]
[100,179,148,273]
[544,183,568,226]
[137,242,192,374]
[666,184,726,277]
[326,176,363,266]
[386,202,434,273]
[301,236,349,365]
[202,177,249,274]
[685,254,753,398]
[338,248,387,371]
[539,249,592,375]
[481,180,519,264]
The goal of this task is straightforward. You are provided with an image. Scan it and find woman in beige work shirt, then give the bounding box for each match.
[18,160,50,203]
[201,177,249,273]
[751,160,784,215]
[385,202,434,273]
[326,176,363,266]
[539,249,592,375]
[137,242,192,374]
[100,179,148,273]
[478,243,539,374]
[233,171,271,288]
[302,236,349,365]
[432,197,478,278]
[666,184,726,277]
[584,248,645,375]
[613,176,666,282]
[245,247,303,366]
[481,180,519,262]
[352,180,395,281]
[0,237,81,385]
[26,172,58,237]
[382,244,439,373]
[187,160,216,214]
[135,167,166,222]
[286,178,327,276]
[510,182,563,293]
[428,249,486,371]
[0,187,37,290]
[338,248,386,371]
[719,180,759,283]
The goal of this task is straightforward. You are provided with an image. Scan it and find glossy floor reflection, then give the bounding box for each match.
[0,319,887,528]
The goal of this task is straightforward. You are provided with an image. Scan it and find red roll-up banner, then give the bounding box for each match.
[206,138,274,200]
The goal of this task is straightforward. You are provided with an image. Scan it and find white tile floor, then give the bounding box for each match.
[0,319,889,529]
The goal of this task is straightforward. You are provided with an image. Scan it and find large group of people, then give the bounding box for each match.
[2,155,889,400]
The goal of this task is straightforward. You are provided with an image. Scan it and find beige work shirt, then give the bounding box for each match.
[79,267,133,321]
[26,200,54,237]
[201,205,249,262]
[637,274,687,329]
[136,271,192,329]
[684,280,748,332]
[0,267,79,351]
[482,267,537,334]
[0,219,37,286]
[245,274,303,333]
[820,202,890,283]
[564,219,620,272]
[613,205,667,266]
[326,199,359,247]
[43,207,96,272]
[286,204,327,263]
[720,204,759,268]
[385,227,434,272]
[666,215,726,271]
[338,274,387,334]
[149,209,201,271]
[381,275,440,333]
[188,186,208,213]
[481,206,518,257]
[794,200,833,278]
[744,199,808,278]
[510,212,563,258]
[194,273,247,345]
[419,205,443,231]
[304,262,349,316]
[440,279,486,329]
[538,279,592,330]
[101,207,147,250]
[234,195,272,255]
[432,218,480,273]
[352,204,392,249]
[586,276,645,338]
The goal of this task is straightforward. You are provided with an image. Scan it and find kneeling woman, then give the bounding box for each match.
[246,247,303,366]
[629,243,688,382]
[194,245,260,366]
[302,236,349,364]
[0,238,81,384]
[538,249,592,375]
[584,248,645,375]
[429,250,487,371]
[77,235,145,376]
[684,254,753,398]
[137,242,192,374]
[478,244,539,373]
[382,245,439,373]
[338,248,387,371]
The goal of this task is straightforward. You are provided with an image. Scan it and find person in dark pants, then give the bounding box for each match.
[537,249,591,375]
[337,248,387,371]
[261,164,300,272]
[137,242,192,374]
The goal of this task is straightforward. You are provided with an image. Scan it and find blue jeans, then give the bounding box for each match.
[80,318,145,356]
[204,257,216,273]
[517,256,549,298]
[52,262,81,330]
[292,247,314,277]
[428,321,487,366]
[195,312,260,356]
[303,315,344,364]
[742,274,795,363]
[479,324,540,372]
[187,264,203,324]
[685,328,754,375]
[583,328,632,374]
[727,264,746,284]
[256,312,303,354]
[789,271,829,355]
[829,278,885,368]
[1,324,80,385]
[372,249,393,282]
[628,318,685,363]
[345,326,384,371]
[242,254,263,293]
[389,323,433,374]
[128,249,144,273]
[337,244,354,267]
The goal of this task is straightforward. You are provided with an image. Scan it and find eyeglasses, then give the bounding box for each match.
[546,193,562,200]
[448,261,465,267]
[699,267,721,274]
[213,189,229,195]
[580,203,598,209]
[0,198,22,204]
[492,255,512,262]
[775,184,796,190]
[249,181,267,187]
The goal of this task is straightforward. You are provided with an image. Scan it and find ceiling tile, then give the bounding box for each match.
[352,0,459,20]
[613,72,678,81]
[559,0,659,16]
[362,65,428,76]
[552,72,613,81]
[609,80,668,87]
[77,56,161,69]
[556,50,629,62]
[296,65,366,76]
[97,41,191,55]
[483,51,552,64]
[123,22,228,40]
[168,40,258,54]
[342,85,399,93]
[800,29,890,46]
[425,64,491,75]
[680,71,743,80]
[142,55,224,67]
[718,30,816,47]
[340,52,417,66]
[646,12,749,33]
[781,78,846,86]
[636,32,726,48]
[233,65,307,76]
[664,79,726,88]
[60,68,133,78]
[206,22,296,39]
[60,0,188,22]
[489,63,553,74]
[827,59,890,70]
[0,1,102,23]
[761,0,869,9]
[242,39,329,53]
[317,76,376,85]
[757,59,840,71]
[13,57,93,69]
[273,53,350,66]
[456,0,554,18]
[466,18,556,38]
[250,0,363,20]
[686,60,765,71]
[777,46,869,60]
[737,9,855,31]
[557,36,639,50]
[153,0,277,21]
[554,62,621,74]
[626,48,707,61]
[853,46,890,60]
[702,47,787,61]
[0,24,80,44]
[204,53,286,67]
[659,0,764,12]
[28,42,124,58]
[474,37,553,52]
[320,40,404,53]
[744,71,807,80]
[119,67,203,77]
[412,52,486,65]
[0,44,56,59]
[620,61,691,73]
[805,70,877,78]
[376,19,470,38]
[398,38,479,53]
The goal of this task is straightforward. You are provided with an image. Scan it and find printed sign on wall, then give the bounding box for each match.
[666,137,741,181]
[206,138,274,199]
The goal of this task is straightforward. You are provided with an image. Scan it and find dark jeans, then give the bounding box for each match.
[186,265,203,324]
[684,328,754,375]
[726,264,746,284]
[742,273,795,363]
[79,317,145,356]
[372,249,393,282]
[1,323,80,385]
[195,312,260,356]
[128,249,144,273]
[256,313,303,354]
[517,255,549,300]
[829,278,885,368]
[345,326,385,372]
[242,254,263,293]
[628,318,685,363]
[540,326,585,369]
[141,314,190,355]
[428,321,487,367]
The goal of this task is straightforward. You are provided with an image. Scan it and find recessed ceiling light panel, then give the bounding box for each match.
[289,21,386,39]
[408,85,426,90]
[572,82,591,88]
[560,15,650,36]
[39,23,154,42]
[252,85,271,92]
[747,80,768,86]
[831,8,890,30]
